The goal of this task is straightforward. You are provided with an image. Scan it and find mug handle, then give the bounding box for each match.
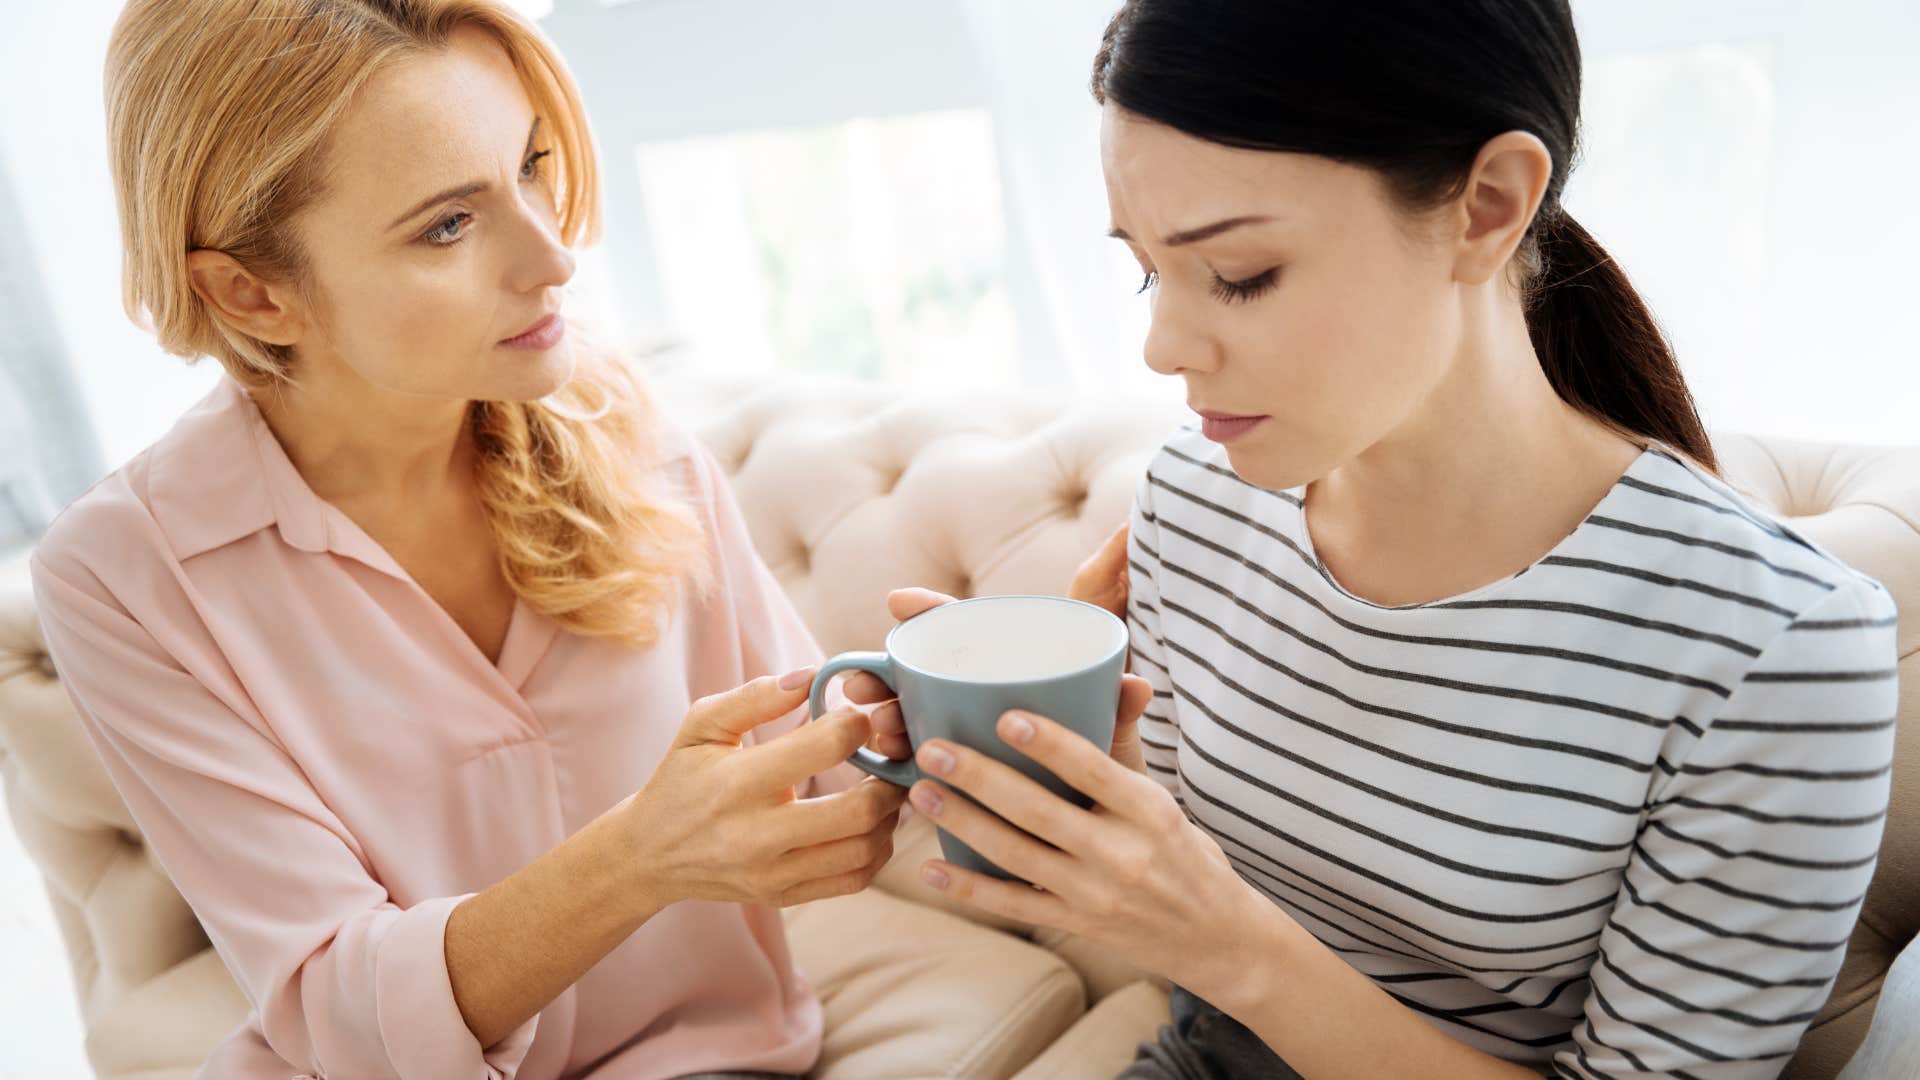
[809,652,920,787]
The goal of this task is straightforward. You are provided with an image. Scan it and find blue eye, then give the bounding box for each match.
[420,150,552,248]
[424,211,472,246]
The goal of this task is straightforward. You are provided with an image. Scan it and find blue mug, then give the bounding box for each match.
[809,594,1127,883]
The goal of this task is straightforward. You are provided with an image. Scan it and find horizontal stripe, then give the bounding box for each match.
[1793,616,1898,630]
[1428,598,1763,657]
[1183,769,1619,927]
[1743,667,1897,683]
[1163,570,1707,723]
[1616,474,1793,541]
[1218,831,1606,969]
[1164,625,1657,789]
[1171,672,1632,852]
[1620,876,1849,952]
[1712,716,1895,734]
[1644,818,1880,871]
[1601,915,1837,991]
[1587,515,1836,588]
[1654,755,1893,783]
[1595,949,1820,1028]
[1182,720,1615,887]
[1538,556,1803,617]
[1650,794,1888,828]
[1632,844,1866,913]
[1154,513,1735,697]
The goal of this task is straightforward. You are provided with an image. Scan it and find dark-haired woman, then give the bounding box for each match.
[851,2,1900,1077]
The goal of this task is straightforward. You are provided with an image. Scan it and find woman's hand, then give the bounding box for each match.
[1070,522,1130,619]
[905,707,1272,999]
[622,671,908,909]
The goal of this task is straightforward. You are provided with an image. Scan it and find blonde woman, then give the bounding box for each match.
[27,2,1131,1076]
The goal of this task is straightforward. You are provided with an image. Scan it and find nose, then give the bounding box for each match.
[1141,292,1221,377]
[507,194,577,294]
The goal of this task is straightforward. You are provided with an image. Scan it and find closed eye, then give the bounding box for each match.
[1209,268,1279,305]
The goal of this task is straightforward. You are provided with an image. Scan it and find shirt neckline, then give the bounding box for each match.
[1290,445,1660,612]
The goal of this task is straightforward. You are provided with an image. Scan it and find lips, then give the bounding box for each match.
[498,312,564,350]
[1192,407,1268,444]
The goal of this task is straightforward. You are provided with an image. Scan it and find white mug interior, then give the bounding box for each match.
[889,596,1126,683]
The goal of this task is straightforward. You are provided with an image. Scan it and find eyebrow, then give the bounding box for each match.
[1107,215,1276,248]
[386,117,543,232]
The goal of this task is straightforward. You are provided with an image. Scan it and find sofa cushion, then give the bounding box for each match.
[785,887,1086,1079]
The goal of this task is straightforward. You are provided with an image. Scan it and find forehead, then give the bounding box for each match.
[321,25,533,197]
[1098,105,1362,232]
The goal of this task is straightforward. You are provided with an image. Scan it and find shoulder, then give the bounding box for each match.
[1627,446,1888,601]
[32,451,166,603]
[1626,451,1899,687]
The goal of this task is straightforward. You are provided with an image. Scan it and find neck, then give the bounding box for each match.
[248,362,475,514]
[1311,284,1641,545]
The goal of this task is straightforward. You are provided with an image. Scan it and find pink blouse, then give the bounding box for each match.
[30,376,862,1079]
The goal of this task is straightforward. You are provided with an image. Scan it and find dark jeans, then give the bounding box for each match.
[1117,985,1304,1080]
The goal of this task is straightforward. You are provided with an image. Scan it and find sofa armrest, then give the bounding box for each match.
[1837,933,1920,1080]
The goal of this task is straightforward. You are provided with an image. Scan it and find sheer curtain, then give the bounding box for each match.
[1,0,1914,471]
[0,146,103,555]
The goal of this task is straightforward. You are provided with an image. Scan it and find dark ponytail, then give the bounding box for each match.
[1092,0,1717,473]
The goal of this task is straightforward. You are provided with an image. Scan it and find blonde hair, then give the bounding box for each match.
[106,0,708,647]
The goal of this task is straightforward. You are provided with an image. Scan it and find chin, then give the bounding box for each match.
[489,338,577,402]
[1220,433,1325,492]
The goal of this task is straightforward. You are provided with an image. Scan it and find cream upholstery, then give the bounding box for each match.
[1,374,1914,1079]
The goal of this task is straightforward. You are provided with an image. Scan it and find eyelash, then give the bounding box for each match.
[1209,268,1279,305]
[422,148,554,247]
[1135,268,1281,305]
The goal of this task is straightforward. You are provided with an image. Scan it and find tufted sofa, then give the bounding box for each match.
[1,371,1915,1079]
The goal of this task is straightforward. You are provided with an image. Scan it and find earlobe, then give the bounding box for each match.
[184,248,303,347]
[1452,131,1555,287]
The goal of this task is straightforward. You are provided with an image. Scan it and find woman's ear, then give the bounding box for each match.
[1450,130,1555,287]
[184,249,306,346]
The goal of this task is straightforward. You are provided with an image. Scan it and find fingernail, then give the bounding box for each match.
[920,744,956,777]
[922,864,951,891]
[778,667,815,691]
[910,783,945,817]
[1003,712,1035,745]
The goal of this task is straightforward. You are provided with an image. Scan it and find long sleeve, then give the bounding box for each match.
[1128,466,1182,797]
[30,552,538,1079]
[1554,579,1899,1079]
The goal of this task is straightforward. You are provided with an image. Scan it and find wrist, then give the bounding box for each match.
[1190,883,1296,1017]
[607,793,677,920]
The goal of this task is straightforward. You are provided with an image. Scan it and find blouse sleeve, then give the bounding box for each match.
[1552,578,1899,1079]
[30,551,538,1079]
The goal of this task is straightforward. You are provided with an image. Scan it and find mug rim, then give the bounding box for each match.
[882,593,1128,686]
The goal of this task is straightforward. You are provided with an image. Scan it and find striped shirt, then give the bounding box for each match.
[1127,428,1900,1079]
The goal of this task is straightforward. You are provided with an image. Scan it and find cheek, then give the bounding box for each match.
[330,266,487,389]
[1306,243,1454,404]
